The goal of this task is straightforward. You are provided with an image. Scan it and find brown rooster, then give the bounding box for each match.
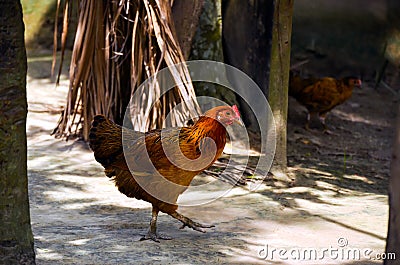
[289,73,362,133]
[88,105,242,242]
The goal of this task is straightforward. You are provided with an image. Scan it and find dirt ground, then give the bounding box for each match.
[25,48,396,265]
[21,1,399,264]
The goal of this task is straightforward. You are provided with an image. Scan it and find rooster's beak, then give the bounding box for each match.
[356,79,362,88]
[234,118,244,126]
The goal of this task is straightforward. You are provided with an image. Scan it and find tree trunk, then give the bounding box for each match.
[0,1,36,264]
[268,0,293,174]
[221,0,274,132]
[385,105,400,265]
[172,0,205,60]
[385,9,400,265]
[189,0,237,105]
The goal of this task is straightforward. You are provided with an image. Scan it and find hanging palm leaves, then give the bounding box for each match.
[52,0,201,140]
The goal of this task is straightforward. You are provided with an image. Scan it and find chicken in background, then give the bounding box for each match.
[289,71,362,133]
[88,105,242,242]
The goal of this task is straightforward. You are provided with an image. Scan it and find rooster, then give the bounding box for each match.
[289,72,362,133]
[88,105,242,242]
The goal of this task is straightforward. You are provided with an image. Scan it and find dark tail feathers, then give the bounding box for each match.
[88,115,123,168]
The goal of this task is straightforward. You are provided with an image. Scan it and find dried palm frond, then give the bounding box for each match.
[52,0,201,140]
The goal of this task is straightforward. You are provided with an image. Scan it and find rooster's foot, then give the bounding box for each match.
[323,129,337,136]
[170,211,214,233]
[140,231,172,243]
[304,126,319,134]
[304,124,320,134]
[179,220,215,233]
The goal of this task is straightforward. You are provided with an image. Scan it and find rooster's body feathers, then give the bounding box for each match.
[289,72,362,132]
[88,105,242,241]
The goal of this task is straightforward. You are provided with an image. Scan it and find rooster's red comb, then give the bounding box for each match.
[232,105,240,118]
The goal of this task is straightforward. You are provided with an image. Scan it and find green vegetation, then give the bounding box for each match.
[21,0,55,48]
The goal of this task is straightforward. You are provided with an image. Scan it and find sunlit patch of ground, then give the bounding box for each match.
[26,53,389,265]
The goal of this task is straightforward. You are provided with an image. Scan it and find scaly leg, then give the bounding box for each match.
[305,112,315,131]
[169,211,214,233]
[140,206,172,242]
[319,113,335,135]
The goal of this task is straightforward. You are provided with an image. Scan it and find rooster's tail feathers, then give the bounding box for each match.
[88,115,123,168]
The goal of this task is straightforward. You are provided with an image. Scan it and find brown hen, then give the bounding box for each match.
[289,73,362,133]
[88,105,242,242]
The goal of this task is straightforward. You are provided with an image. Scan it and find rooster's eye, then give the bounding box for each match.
[226,112,231,116]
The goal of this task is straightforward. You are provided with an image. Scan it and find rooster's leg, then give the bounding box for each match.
[319,114,328,131]
[140,206,172,242]
[305,112,312,131]
[319,113,335,135]
[170,211,214,233]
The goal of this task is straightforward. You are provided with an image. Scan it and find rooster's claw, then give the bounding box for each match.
[179,221,215,232]
[140,231,172,243]
[171,211,215,233]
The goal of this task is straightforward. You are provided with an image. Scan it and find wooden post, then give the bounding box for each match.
[268,0,293,176]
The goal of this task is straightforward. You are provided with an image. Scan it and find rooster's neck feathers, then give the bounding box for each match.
[190,116,227,149]
[192,116,226,137]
